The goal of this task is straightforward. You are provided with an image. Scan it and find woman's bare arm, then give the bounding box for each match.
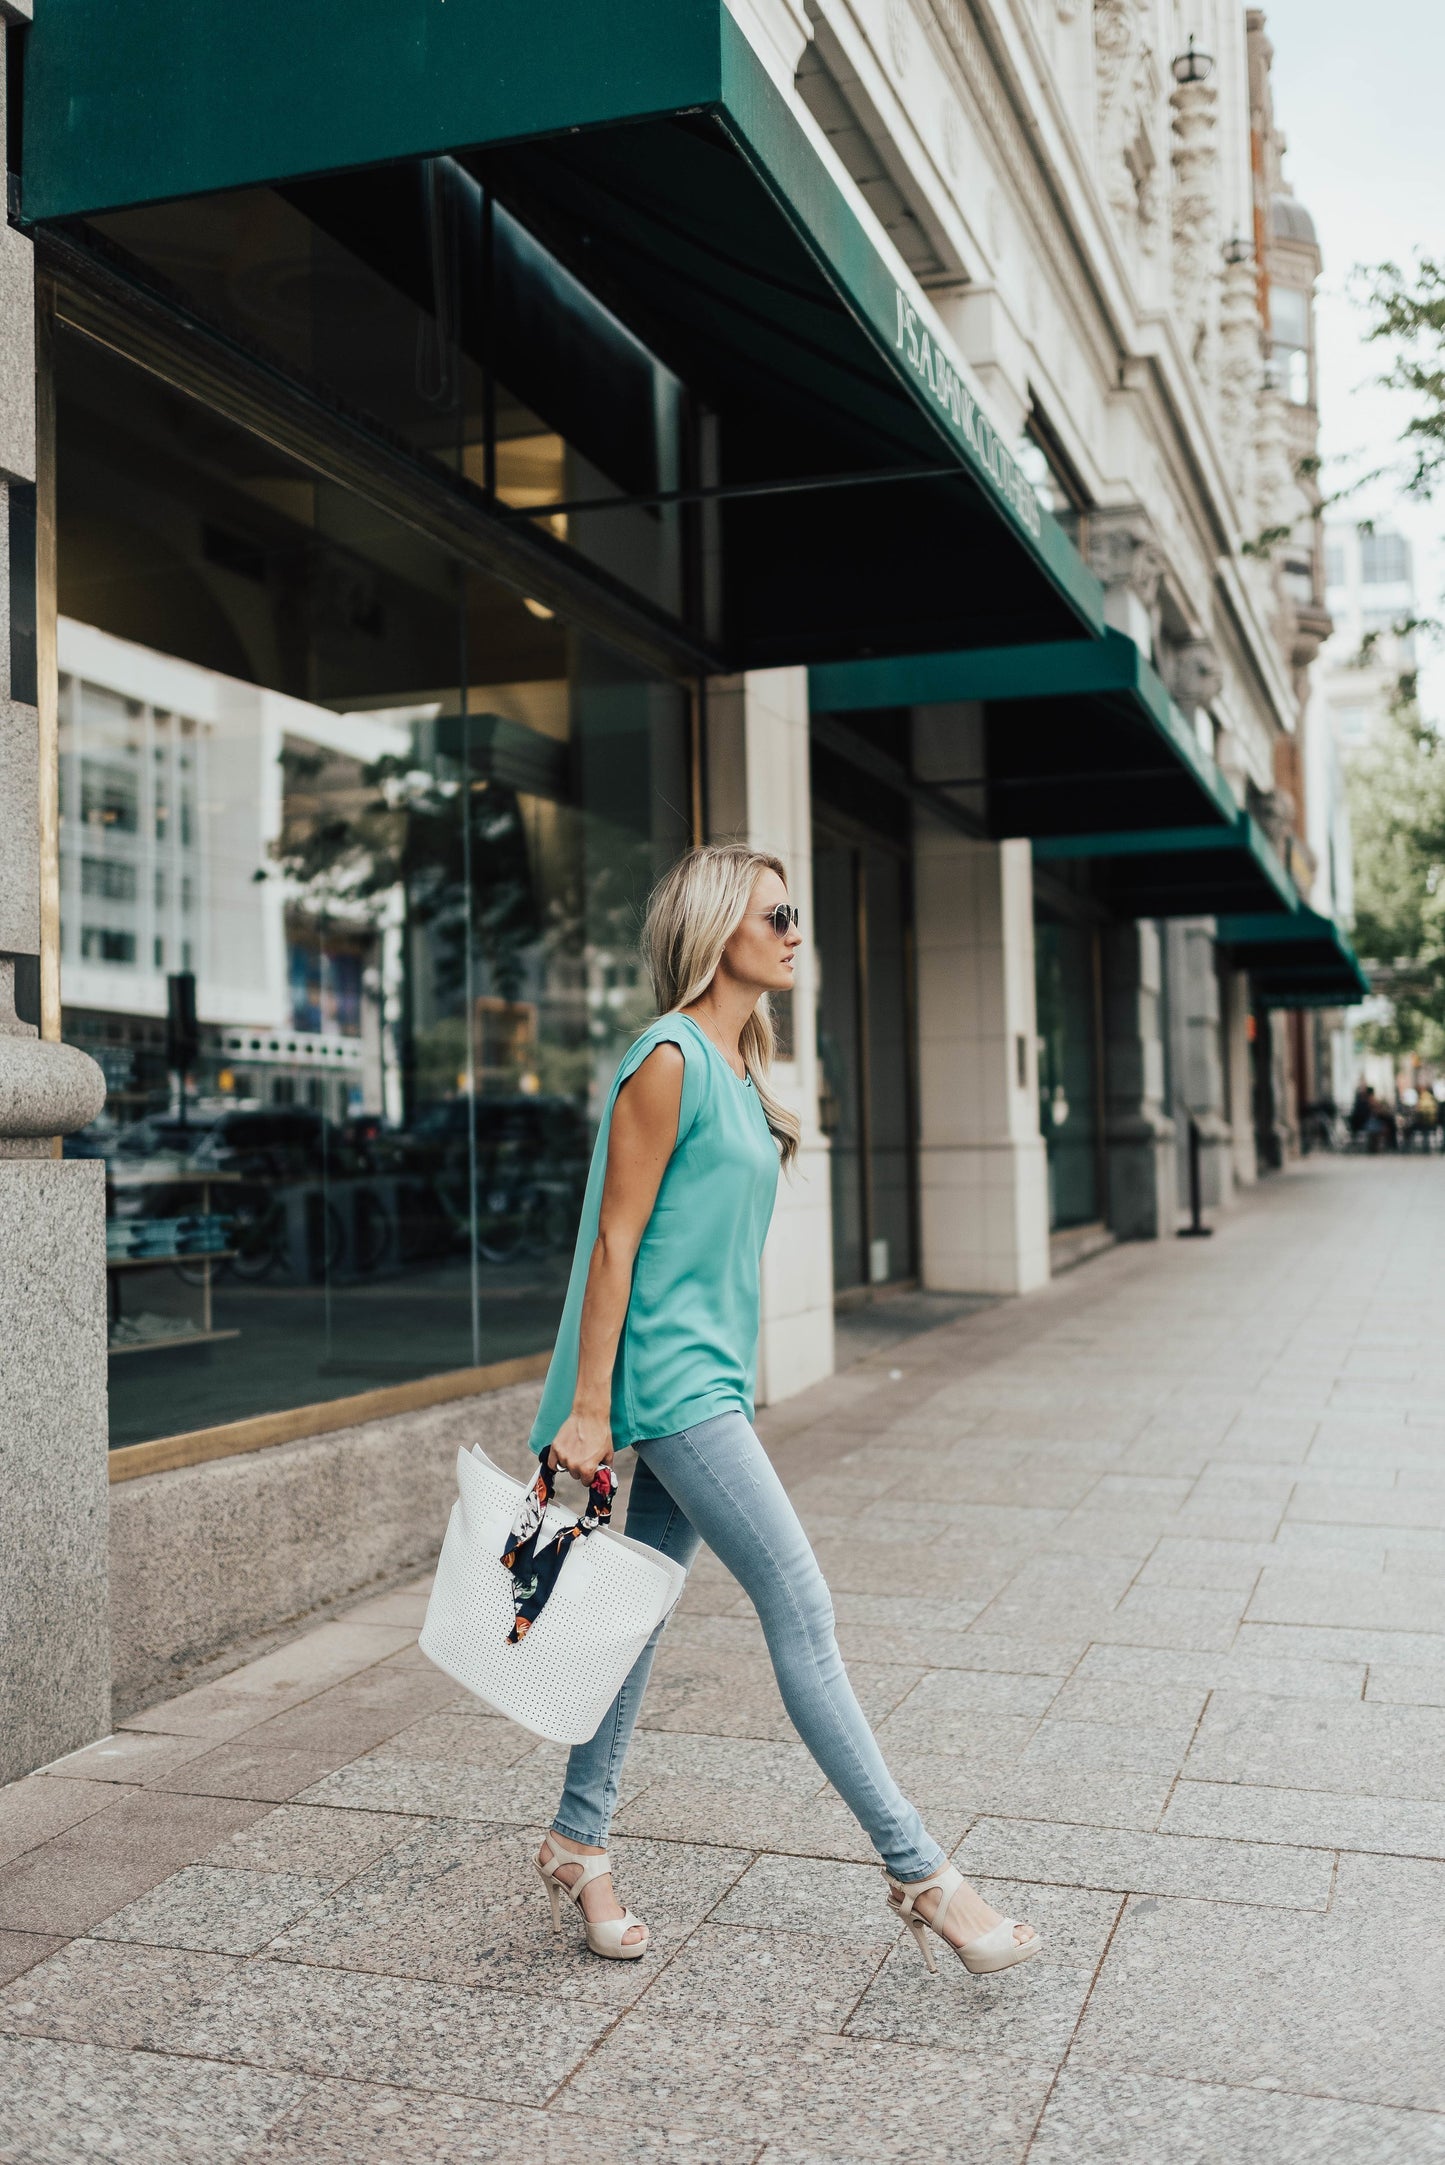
[548,1042,684,1483]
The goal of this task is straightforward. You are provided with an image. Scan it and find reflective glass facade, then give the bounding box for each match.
[812,754,917,1296]
[57,179,694,1449]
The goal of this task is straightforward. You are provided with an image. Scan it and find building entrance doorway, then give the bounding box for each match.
[1034,912,1107,1231]
[812,814,917,1296]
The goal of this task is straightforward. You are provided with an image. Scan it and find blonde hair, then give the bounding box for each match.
[642,844,802,1169]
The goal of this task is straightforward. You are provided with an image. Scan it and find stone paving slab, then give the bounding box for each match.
[554,2011,1057,2162]
[953,1817,1335,1908]
[1068,1864,1445,2111]
[243,2081,763,2164]
[0,2032,308,2165]
[1029,2071,1445,2165]
[0,1930,65,1990]
[1182,1690,1445,1799]
[1161,1779,1445,1859]
[89,1867,336,1956]
[0,1776,119,1872]
[0,1940,242,2053]
[3,1158,1445,2159]
[0,1790,273,1938]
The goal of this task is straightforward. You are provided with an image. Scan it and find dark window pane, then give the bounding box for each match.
[58,321,690,1449]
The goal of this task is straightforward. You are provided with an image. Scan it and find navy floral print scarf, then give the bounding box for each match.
[500,1456,616,1642]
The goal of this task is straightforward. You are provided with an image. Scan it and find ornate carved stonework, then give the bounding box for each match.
[1254,380,1299,536]
[1169,75,1220,385]
[887,0,912,77]
[1253,785,1295,855]
[1087,509,1166,607]
[1167,639,1225,713]
[1216,253,1262,515]
[941,93,963,177]
[1094,0,1162,257]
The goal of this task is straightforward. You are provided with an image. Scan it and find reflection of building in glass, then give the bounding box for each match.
[52,290,690,1446]
[59,617,397,1127]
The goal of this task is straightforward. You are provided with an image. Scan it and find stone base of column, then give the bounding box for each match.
[919,1137,1050,1295]
[1106,1108,1178,1240]
[0,1158,110,1783]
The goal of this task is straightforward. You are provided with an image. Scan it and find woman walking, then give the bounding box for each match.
[525,844,1040,1975]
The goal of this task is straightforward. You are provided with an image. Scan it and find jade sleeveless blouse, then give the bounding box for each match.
[528,1014,780,1457]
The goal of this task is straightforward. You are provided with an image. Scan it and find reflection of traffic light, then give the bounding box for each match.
[166,972,200,1076]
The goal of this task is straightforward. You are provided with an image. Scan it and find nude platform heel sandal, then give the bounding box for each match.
[537,1838,650,1961]
[885,1862,1042,1976]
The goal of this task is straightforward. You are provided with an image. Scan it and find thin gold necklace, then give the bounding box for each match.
[692,1008,747,1079]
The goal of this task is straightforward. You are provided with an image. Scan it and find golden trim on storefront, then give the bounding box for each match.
[107,1351,550,1484]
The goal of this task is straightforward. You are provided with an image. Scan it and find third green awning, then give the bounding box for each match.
[1215,910,1371,1006]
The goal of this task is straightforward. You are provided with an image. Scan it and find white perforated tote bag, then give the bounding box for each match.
[419,1444,689,1744]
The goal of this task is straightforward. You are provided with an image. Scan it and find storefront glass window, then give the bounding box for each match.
[57,324,690,1449]
[813,801,916,1294]
[87,164,692,624]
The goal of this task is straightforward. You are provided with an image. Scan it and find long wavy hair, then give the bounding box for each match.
[642,845,801,1169]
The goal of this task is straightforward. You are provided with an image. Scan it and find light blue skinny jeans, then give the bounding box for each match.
[550,1409,947,1882]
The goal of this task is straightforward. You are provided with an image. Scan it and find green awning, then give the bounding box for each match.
[1216,909,1371,1006]
[1032,811,1295,918]
[809,630,1237,837]
[19,0,1103,667]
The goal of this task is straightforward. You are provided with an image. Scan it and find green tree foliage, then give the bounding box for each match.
[1345,257,1445,1056]
[1349,701,1445,1061]
[1360,256,1445,503]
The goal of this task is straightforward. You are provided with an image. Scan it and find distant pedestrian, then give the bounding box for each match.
[527,845,1041,1977]
[1349,1083,1373,1147]
[1411,1085,1437,1152]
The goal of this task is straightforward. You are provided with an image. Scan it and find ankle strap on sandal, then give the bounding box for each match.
[886,1862,960,1922]
[543,1839,612,1891]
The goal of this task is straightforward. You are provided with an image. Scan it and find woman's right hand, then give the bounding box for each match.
[548,1408,614,1487]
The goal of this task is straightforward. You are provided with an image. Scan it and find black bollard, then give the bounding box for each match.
[1177,1116,1213,1239]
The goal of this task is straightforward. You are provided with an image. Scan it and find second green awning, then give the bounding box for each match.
[1032,813,1295,918]
[809,630,1239,838]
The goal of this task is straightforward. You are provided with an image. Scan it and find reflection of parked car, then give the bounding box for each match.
[176,1111,360,1280]
[65,1110,219,1163]
[190,1108,362,1181]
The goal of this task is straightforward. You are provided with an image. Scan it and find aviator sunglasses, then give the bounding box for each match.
[763,903,801,936]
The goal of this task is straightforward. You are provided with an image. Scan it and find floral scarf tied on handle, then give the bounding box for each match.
[500,1456,616,1643]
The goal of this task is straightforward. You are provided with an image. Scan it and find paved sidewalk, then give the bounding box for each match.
[3,1156,1445,2163]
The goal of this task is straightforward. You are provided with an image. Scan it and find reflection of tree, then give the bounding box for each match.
[271,724,668,1123]
[272,742,542,1117]
[275,744,540,1004]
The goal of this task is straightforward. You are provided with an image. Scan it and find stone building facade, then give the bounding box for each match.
[0,0,1348,1776]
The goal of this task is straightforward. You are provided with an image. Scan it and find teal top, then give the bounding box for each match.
[528,1014,780,1457]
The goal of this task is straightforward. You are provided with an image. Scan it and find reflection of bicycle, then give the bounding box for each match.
[1300,1101,1350,1153]
[220,1187,346,1281]
[474,1178,576,1264]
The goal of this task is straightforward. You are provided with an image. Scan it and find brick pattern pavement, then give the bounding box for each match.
[2,1156,1444,2162]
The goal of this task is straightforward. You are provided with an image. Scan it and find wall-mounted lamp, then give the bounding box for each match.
[1171,34,1214,84]
[1223,234,1253,266]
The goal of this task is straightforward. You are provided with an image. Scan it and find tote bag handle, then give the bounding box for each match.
[499,1453,617,1643]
